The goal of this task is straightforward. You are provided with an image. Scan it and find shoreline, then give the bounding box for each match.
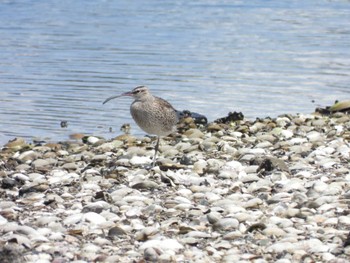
[0,112,350,262]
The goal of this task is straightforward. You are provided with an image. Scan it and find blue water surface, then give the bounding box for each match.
[0,0,349,145]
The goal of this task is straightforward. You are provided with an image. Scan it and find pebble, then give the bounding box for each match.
[0,113,349,262]
[213,218,239,231]
[139,238,184,252]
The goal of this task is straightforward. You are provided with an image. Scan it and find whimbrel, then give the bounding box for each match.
[103,86,178,167]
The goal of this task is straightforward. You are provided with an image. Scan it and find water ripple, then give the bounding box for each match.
[0,0,349,145]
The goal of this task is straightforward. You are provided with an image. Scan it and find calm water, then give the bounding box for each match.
[0,0,349,145]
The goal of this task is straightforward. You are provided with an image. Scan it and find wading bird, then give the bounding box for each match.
[103,86,178,167]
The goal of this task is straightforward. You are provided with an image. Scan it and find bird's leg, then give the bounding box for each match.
[152,136,160,167]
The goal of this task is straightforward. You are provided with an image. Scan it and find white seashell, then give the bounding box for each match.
[87,136,100,144]
[93,237,112,246]
[298,238,329,253]
[49,232,64,241]
[125,207,142,218]
[339,216,350,226]
[281,129,294,138]
[277,178,305,192]
[63,213,83,225]
[223,160,244,172]
[144,247,160,261]
[192,159,207,174]
[139,238,184,252]
[323,217,338,226]
[18,150,40,161]
[249,148,267,155]
[223,230,243,240]
[263,226,287,237]
[255,141,273,148]
[13,173,30,182]
[268,216,293,228]
[205,192,222,203]
[289,137,308,145]
[0,215,8,225]
[97,140,124,151]
[213,218,239,231]
[80,182,101,191]
[267,242,294,253]
[244,198,262,209]
[306,131,324,142]
[130,156,151,165]
[185,231,211,239]
[36,216,61,226]
[83,212,106,225]
[3,233,32,248]
[207,212,222,224]
[176,188,193,198]
[312,181,328,192]
[82,201,110,213]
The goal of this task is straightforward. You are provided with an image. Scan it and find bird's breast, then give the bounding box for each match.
[130,100,178,136]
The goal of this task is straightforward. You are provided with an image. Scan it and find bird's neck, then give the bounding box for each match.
[135,94,155,103]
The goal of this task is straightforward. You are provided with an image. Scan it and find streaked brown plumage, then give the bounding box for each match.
[103,86,178,166]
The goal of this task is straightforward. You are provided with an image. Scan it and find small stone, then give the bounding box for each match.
[108,225,128,237]
[83,212,106,225]
[213,218,239,231]
[192,159,207,174]
[263,226,287,237]
[1,178,18,189]
[184,129,205,139]
[4,137,28,151]
[63,214,83,226]
[130,156,151,165]
[17,150,40,162]
[91,154,108,162]
[139,238,184,252]
[339,216,350,226]
[207,212,222,224]
[62,163,78,171]
[131,181,159,190]
[82,201,110,213]
[144,247,160,261]
[207,123,224,132]
[86,136,101,144]
[244,198,263,209]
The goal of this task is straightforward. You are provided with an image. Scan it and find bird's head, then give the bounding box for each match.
[129,86,150,100]
[103,86,151,104]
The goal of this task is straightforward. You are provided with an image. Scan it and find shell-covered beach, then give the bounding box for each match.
[0,111,350,262]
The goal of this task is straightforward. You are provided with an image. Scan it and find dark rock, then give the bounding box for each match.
[120,123,131,134]
[214,111,244,124]
[315,100,350,115]
[94,191,113,203]
[176,110,208,125]
[131,181,159,190]
[315,107,331,115]
[1,178,18,189]
[253,157,289,175]
[0,244,25,263]
[246,223,267,233]
[1,159,20,171]
[108,226,127,237]
[60,121,68,128]
[160,173,176,187]
[179,155,194,165]
[159,162,187,171]
[18,183,49,196]
[343,231,350,247]
[144,247,160,262]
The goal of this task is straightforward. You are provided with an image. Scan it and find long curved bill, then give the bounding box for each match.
[102,91,133,104]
